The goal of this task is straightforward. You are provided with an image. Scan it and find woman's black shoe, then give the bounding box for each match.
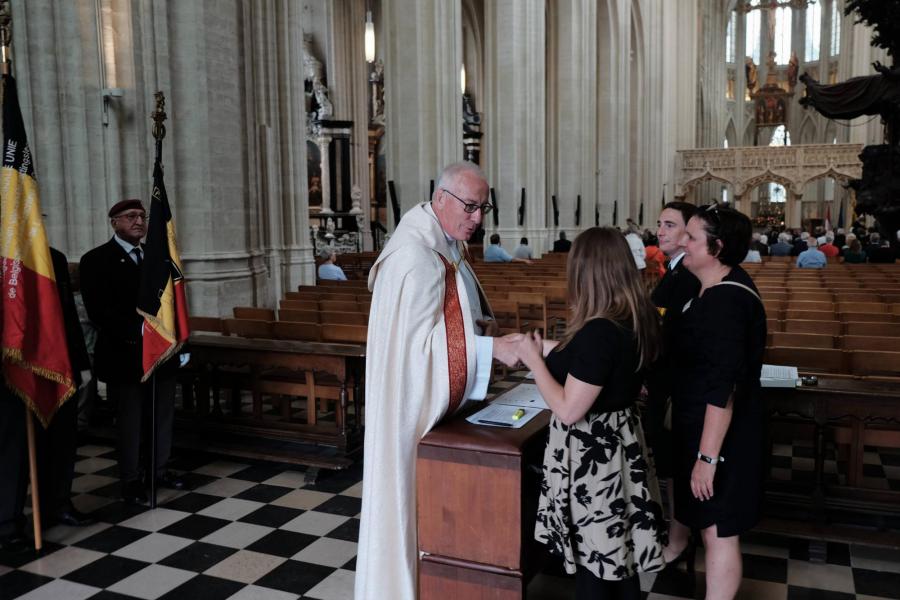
[663,536,698,575]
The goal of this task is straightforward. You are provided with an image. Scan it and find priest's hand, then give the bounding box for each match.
[477,318,500,337]
[492,333,524,367]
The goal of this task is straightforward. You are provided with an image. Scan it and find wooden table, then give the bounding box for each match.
[416,404,550,600]
[183,333,366,455]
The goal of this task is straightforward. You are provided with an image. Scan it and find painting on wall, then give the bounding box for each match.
[307,140,323,209]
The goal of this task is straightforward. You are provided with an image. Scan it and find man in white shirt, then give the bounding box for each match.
[355,162,521,600]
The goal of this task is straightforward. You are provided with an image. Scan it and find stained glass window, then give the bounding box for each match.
[805,1,821,61]
[746,10,761,64]
[774,7,792,65]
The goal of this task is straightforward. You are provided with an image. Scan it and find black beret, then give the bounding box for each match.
[108,199,145,218]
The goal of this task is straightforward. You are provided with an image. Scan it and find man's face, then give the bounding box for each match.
[111,209,147,245]
[432,173,489,241]
[657,208,687,257]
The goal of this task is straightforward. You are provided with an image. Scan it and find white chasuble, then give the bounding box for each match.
[354,203,488,600]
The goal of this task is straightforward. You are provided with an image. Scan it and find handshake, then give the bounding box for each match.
[478,319,545,370]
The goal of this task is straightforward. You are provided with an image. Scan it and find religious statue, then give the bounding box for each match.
[787,51,799,90]
[462,93,481,133]
[764,50,779,86]
[313,80,333,121]
[369,60,385,125]
[745,57,758,94]
[325,217,336,240]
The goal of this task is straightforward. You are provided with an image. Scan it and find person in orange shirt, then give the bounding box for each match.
[819,233,840,258]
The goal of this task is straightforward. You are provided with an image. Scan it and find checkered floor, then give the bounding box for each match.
[2,445,900,599]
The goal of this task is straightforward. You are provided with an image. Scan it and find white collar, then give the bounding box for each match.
[668,251,685,269]
[113,235,141,254]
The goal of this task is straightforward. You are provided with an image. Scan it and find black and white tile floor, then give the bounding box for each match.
[2,443,899,600]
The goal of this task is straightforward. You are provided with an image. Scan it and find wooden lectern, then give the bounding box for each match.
[416,408,550,599]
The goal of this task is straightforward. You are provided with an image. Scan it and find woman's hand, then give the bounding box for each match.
[690,460,716,501]
[515,330,544,370]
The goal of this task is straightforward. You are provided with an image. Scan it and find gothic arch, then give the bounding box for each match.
[799,115,818,145]
[680,173,735,199]
[741,171,797,197]
[725,118,737,147]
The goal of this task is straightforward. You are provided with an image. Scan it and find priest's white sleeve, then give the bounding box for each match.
[469,335,493,400]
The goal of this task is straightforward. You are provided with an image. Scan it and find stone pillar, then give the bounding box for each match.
[483,0,546,252]
[382,0,462,218]
[695,0,729,203]
[786,192,802,229]
[546,0,597,253]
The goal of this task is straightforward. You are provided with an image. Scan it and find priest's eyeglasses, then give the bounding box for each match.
[114,211,147,223]
[441,188,494,215]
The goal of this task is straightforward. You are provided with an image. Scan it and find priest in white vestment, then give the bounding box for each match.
[354,162,521,600]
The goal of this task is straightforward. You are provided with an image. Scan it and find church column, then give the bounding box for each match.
[695,0,728,203]
[546,0,597,252]
[382,0,462,219]
[483,0,546,251]
[325,0,372,249]
[786,191,802,229]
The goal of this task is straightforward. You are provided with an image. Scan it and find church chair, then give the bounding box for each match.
[834,292,882,304]
[839,311,896,324]
[189,316,224,333]
[791,292,833,302]
[223,318,275,338]
[764,346,846,375]
[513,292,548,336]
[767,318,783,332]
[843,321,900,337]
[321,324,369,344]
[847,350,900,378]
[272,321,322,342]
[279,309,320,323]
[787,300,835,313]
[784,319,842,336]
[785,309,835,321]
[837,302,887,314]
[281,299,319,311]
[324,300,360,313]
[841,335,900,352]
[233,306,276,321]
[489,299,521,335]
[320,311,368,326]
[770,331,835,349]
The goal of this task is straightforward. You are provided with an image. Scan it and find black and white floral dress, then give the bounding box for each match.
[535,318,666,580]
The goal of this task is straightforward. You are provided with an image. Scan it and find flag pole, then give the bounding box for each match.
[148,92,166,510]
[25,412,42,550]
[1,0,41,552]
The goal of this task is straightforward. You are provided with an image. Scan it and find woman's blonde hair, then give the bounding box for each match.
[559,227,660,369]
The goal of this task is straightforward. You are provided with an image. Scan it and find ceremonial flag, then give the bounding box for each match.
[136,155,189,381]
[837,201,845,229]
[0,75,75,426]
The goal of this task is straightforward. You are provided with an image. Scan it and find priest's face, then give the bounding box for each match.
[433,173,490,241]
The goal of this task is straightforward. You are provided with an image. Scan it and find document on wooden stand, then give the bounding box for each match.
[760,364,800,388]
[467,383,547,428]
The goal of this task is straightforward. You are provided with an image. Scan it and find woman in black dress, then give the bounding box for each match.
[517,227,666,600]
[665,204,767,600]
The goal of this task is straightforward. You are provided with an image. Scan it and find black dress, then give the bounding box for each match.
[670,266,767,536]
[535,318,666,579]
[647,257,701,477]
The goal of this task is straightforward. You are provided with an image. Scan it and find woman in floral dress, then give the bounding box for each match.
[517,227,666,600]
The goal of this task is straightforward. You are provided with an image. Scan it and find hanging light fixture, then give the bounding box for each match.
[460,64,466,94]
[365,10,375,63]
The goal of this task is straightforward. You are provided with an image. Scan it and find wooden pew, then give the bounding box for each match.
[233,307,276,321]
[764,346,846,374]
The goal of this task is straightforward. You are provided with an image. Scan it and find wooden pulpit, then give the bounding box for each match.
[416,407,550,599]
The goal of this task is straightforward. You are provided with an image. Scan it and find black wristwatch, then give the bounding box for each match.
[697,452,724,464]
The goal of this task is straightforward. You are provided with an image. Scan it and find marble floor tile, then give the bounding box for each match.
[203,549,286,584]
[112,532,193,563]
[224,584,299,600]
[119,508,191,532]
[106,564,196,600]
[201,522,274,550]
[194,477,258,498]
[193,461,251,479]
[198,498,266,521]
[19,546,105,578]
[14,579,100,600]
[292,538,357,568]
[261,470,307,488]
[280,511,349,537]
[787,561,854,594]
[269,489,333,511]
[303,568,355,600]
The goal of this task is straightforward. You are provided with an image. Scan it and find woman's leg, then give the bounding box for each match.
[663,516,691,562]
[701,525,742,600]
[575,566,641,600]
